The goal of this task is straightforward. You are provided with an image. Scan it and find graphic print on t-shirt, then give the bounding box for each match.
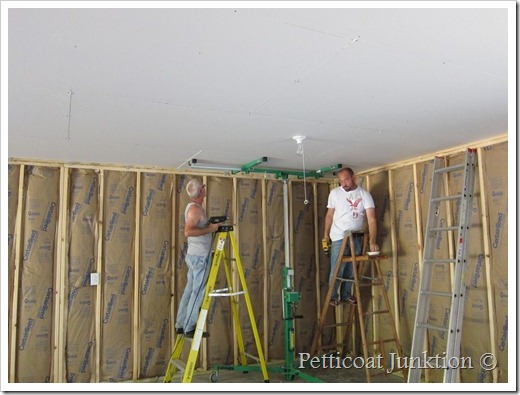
[347,197,362,219]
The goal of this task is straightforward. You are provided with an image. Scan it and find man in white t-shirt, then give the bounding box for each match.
[323,167,379,305]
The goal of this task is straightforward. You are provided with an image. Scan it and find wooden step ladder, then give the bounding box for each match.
[163,225,269,383]
[311,231,407,382]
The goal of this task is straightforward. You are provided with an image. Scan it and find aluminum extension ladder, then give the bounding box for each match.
[163,225,269,383]
[408,148,477,383]
[310,232,406,383]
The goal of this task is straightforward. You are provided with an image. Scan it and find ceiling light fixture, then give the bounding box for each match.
[293,135,309,205]
[292,135,306,155]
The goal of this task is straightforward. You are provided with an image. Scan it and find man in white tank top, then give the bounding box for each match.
[323,167,380,305]
[175,178,219,338]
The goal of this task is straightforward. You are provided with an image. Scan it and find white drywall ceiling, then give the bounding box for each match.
[6,3,511,175]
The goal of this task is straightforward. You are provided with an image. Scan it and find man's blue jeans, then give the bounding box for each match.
[176,254,210,332]
[329,236,363,301]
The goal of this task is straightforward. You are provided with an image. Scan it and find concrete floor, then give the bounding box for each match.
[150,360,406,386]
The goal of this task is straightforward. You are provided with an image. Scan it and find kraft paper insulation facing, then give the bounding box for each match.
[138,173,173,378]
[66,169,99,382]
[291,182,318,353]
[15,166,60,382]
[236,179,265,359]
[481,143,508,382]
[100,171,136,381]
[265,180,285,360]
[7,141,509,383]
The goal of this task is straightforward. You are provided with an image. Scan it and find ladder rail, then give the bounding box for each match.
[443,151,477,383]
[310,234,350,355]
[221,245,249,368]
[228,232,270,381]
[408,156,446,383]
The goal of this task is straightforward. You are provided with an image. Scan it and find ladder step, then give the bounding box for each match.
[417,323,448,333]
[421,290,453,297]
[430,194,462,202]
[334,277,382,287]
[334,277,353,283]
[360,276,382,283]
[244,352,261,362]
[209,287,247,297]
[434,163,465,174]
[170,359,186,372]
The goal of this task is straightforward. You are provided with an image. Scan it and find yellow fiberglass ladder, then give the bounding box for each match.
[163,223,269,383]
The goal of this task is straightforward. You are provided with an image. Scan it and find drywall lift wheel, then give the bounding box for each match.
[210,371,219,383]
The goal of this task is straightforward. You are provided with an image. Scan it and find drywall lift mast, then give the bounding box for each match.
[189,157,341,383]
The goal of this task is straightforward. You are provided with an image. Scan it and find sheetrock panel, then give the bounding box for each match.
[65,169,99,382]
[291,181,316,353]
[8,164,20,365]
[205,176,233,366]
[480,142,508,383]
[16,166,59,382]
[392,166,419,353]
[236,179,264,358]
[100,171,136,381]
[138,173,173,378]
[447,152,491,383]
[265,180,284,360]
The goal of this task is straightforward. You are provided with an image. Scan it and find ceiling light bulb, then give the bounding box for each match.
[293,135,306,155]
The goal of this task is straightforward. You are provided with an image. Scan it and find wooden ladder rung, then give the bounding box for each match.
[334,277,354,283]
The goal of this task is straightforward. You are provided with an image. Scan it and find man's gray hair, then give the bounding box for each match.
[186,178,203,198]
